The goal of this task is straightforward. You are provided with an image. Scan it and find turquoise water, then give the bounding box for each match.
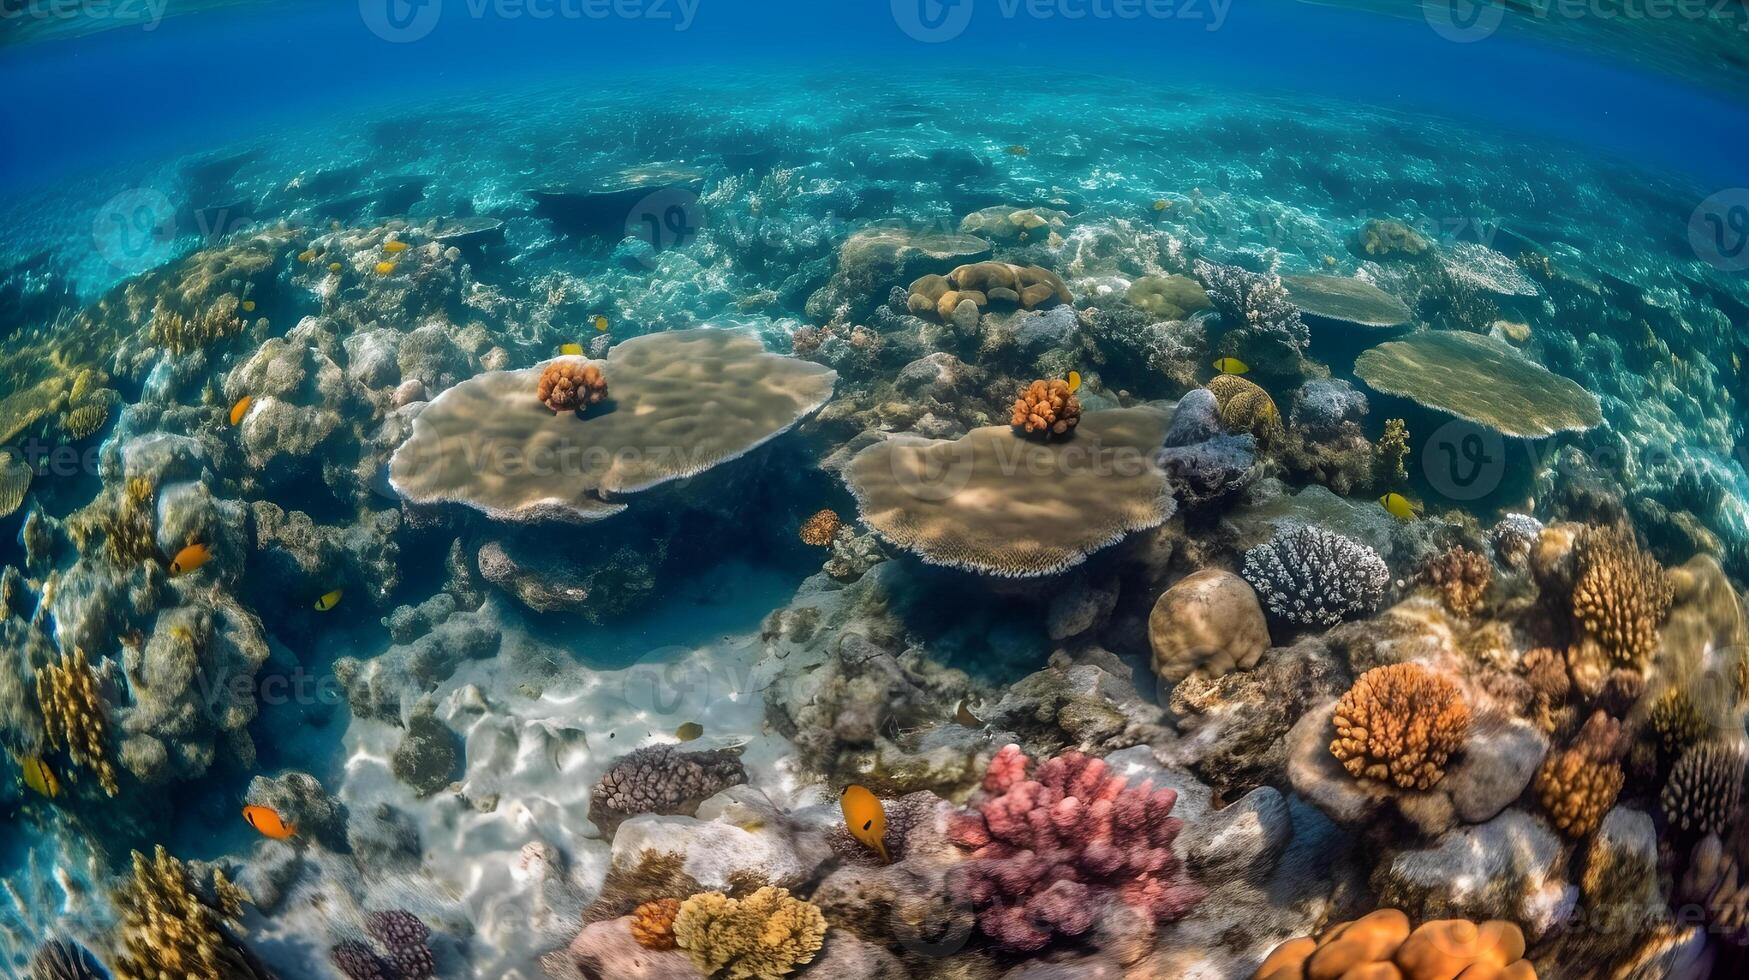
[2,3,1748,979]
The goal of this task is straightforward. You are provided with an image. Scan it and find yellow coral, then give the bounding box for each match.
[112,846,269,980]
[798,510,841,548]
[1330,663,1471,790]
[92,478,158,568]
[1650,689,1706,755]
[672,886,827,980]
[1375,418,1410,487]
[148,294,246,355]
[35,647,119,797]
[62,401,110,441]
[1572,526,1673,667]
[1205,374,1279,443]
[0,448,31,519]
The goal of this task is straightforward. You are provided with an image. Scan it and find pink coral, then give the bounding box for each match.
[947,745,1204,952]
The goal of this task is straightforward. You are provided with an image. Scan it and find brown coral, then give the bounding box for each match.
[1535,717,1624,840]
[1661,740,1747,836]
[61,401,110,441]
[35,647,119,797]
[671,886,827,980]
[1418,546,1493,615]
[1009,379,1081,438]
[1374,417,1410,488]
[1650,688,1706,756]
[1253,910,1535,980]
[1571,526,1674,667]
[798,509,842,547]
[536,359,608,414]
[630,898,683,950]
[112,846,271,980]
[1330,663,1472,790]
[906,262,1071,322]
[91,478,158,568]
[148,294,248,355]
[1206,374,1280,444]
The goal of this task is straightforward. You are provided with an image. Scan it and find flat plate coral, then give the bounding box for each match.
[1281,274,1413,328]
[1354,330,1601,438]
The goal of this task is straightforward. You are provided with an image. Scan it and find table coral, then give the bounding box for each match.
[1571,525,1673,668]
[1417,546,1492,615]
[588,744,749,838]
[1355,330,1601,438]
[671,886,826,980]
[1009,378,1081,439]
[34,647,119,797]
[535,358,608,413]
[1254,910,1536,980]
[111,846,272,980]
[1329,663,1471,791]
[1242,524,1389,627]
[946,744,1203,953]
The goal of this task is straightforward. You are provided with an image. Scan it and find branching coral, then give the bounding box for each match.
[535,358,608,413]
[588,744,748,837]
[1205,374,1280,443]
[1009,379,1081,439]
[34,647,119,797]
[1242,524,1389,627]
[631,898,683,950]
[1661,740,1747,837]
[1571,526,1673,667]
[1192,259,1309,353]
[1330,663,1472,791]
[1534,712,1625,838]
[74,477,157,569]
[111,846,270,980]
[797,509,842,547]
[1253,909,1536,980]
[946,744,1203,952]
[148,294,247,355]
[1375,417,1410,488]
[1417,546,1492,615]
[671,887,826,980]
[27,938,106,980]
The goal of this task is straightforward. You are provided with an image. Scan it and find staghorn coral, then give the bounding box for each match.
[631,898,683,950]
[1534,712,1625,838]
[1661,740,1747,837]
[1571,525,1673,668]
[1417,546,1492,615]
[671,887,826,980]
[1009,378,1081,438]
[1253,909,1536,980]
[1205,374,1280,443]
[588,744,749,838]
[1490,513,1544,570]
[0,449,30,519]
[35,647,119,797]
[111,846,270,980]
[1242,524,1390,627]
[797,509,842,547]
[535,358,608,413]
[946,744,1203,952]
[1330,663,1472,791]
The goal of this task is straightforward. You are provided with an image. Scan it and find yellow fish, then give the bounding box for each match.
[20,755,60,799]
[675,722,704,742]
[374,261,396,276]
[1152,199,1171,212]
[559,343,584,356]
[592,315,610,333]
[169,543,212,576]
[327,262,343,272]
[229,395,253,426]
[241,300,256,312]
[840,785,890,864]
[1213,357,1249,375]
[1379,492,1416,522]
[297,249,317,264]
[1066,370,1082,393]
[383,240,409,254]
[314,589,343,611]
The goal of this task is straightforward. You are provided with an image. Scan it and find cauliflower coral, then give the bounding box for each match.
[1330,663,1472,791]
[671,887,827,980]
[535,359,608,413]
[1010,378,1081,438]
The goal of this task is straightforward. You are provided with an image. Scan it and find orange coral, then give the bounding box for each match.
[1535,713,1624,840]
[630,898,682,950]
[1418,546,1493,615]
[536,360,608,414]
[799,509,842,547]
[1010,379,1081,439]
[1571,526,1673,667]
[1254,911,1535,980]
[1330,663,1472,791]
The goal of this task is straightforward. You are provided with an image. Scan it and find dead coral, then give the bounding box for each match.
[536,359,608,414]
[1330,663,1472,791]
[35,647,119,797]
[1009,378,1081,439]
[1417,546,1493,615]
[630,898,683,950]
[797,509,842,548]
[1206,374,1280,443]
[671,886,827,980]
[111,846,271,980]
[1572,526,1673,668]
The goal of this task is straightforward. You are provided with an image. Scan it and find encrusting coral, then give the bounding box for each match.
[535,358,608,413]
[35,647,119,797]
[1206,373,1280,443]
[630,898,683,950]
[1417,546,1492,615]
[1571,525,1673,668]
[670,886,827,980]
[1534,711,1625,838]
[111,846,271,980]
[1242,524,1390,627]
[1009,378,1081,438]
[1330,663,1472,791]
[946,744,1203,952]
[587,744,749,837]
[1253,909,1537,980]
[797,509,842,547]
[1661,740,1747,837]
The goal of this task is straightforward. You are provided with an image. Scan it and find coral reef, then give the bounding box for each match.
[1374,417,1410,488]
[35,647,119,796]
[1253,909,1536,980]
[1193,259,1309,356]
[27,939,106,980]
[1329,663,1472,791]
[1009,378,1081,438]
[588,745,749,838]
[111,846,271,980]
[906,262,1071,324]
[670,887,827,980]
[535,358,608,413]
[1205,374,1281,444]
[1533,711,1625,839]
[1490,513,1543,569]
[1660,740,1746,837]
[0,449,31,518]
[1355,330,1601,437]
[1417,546,1492,615]
[631,898,683,950]
[1125,274,1210,320]
[1242,525,1390,626]
[797,509,841,547]
[1570,525,1673,667]
[1149,569,1271,685]
[1350,218,1431,260]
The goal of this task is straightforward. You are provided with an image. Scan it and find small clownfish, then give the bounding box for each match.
[592,315,610,333]
[840,785,890,864]
[374,261,396,276]
[675,722,704,742]
[1152,199,1171,212]
[20,755,61,800]
[1065,370,1082,394]
[1212,357,1249,376]
[314,589,343,612]
[241,299,256,312]
[229,395,253,426]
[169,543,212,576]
[383,240,409,254]
[1379,492,1416,522]
[242,805,298,840]
[559,343,584,356]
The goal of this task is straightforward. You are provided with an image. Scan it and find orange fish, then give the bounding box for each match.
[229,395,253,426]
[242,805,298,840]
[168,543,211,576]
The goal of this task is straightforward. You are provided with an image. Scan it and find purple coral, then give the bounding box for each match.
[333,910,437,980]
[331,941,393,980]
[947,745,1204,952]
[366,909,431,950]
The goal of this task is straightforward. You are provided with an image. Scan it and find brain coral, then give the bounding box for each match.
[587,744,749,838]
[1009,378,1081,439]
[1253,910,1536,980]
[1330,663,1472,791]
[1242,524,1389,627]
[1571,525,1673,667]
[671,887,826,980]
[843,407,1176,578]
[389,329,836,523]
[535,359,608,413]
[1148,569,1271,685]
[1354,330,1601,438]
[1661,740,1747,837]
[1206,374,1281,443]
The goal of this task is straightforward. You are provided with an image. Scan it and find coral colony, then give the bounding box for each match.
[0,54,1747,980]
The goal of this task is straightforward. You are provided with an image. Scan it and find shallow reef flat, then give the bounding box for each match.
[0,67,1747,980]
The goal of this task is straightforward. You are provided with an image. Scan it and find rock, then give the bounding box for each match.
[542,917,703,980]
[477,538,658,622]
[1047,575,1119,641]
[1181,786,1292,882]
[951,297,981,334]
[1148,569,1271,685]
[1372,808,1574,940]
[607,787,829,893]
[244,770,347,851]
[342,328,402,389]
[391,703,460,797]
[232,839,306,914]
[807,932,908,980]
[1289,378,1369,437]
[894,352,973,401]
[1163,389,1223,447]
[1441,715,1547,825]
